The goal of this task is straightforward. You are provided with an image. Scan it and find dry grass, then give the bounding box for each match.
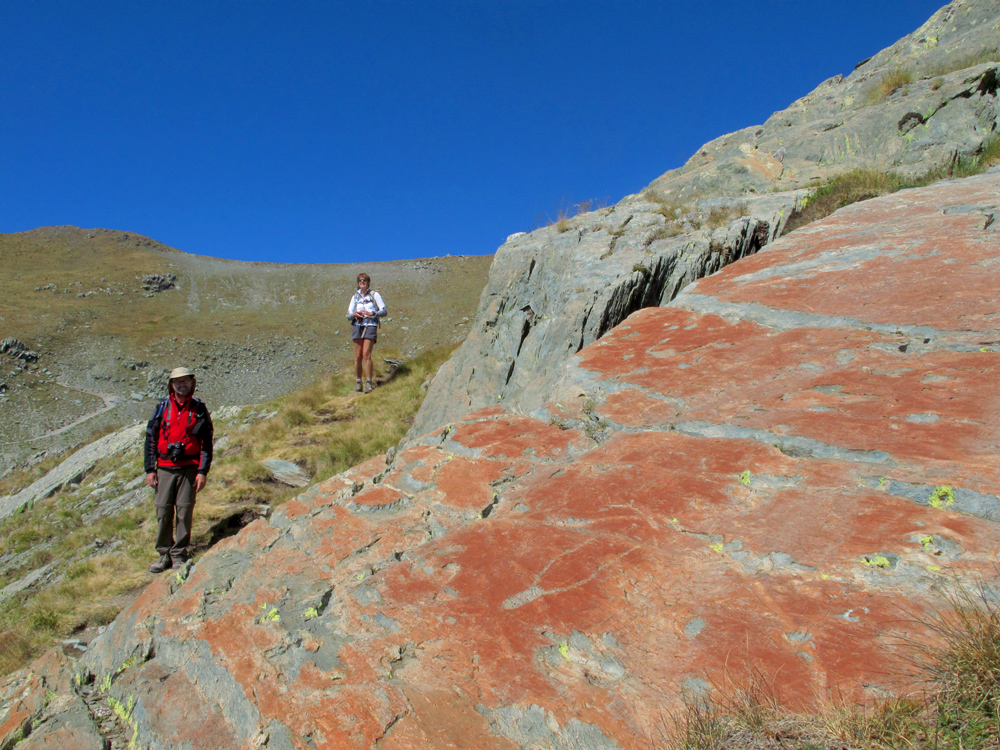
[644,224,686,247]
[644,189,691,221]
[922,47,1000,78]
[665,581,1000,749]
[703,202,749,230]
[541,197,608,232]
[863,67,915,105]
[783,140,1000,235]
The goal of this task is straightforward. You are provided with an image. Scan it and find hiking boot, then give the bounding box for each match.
[149,555,173,574]
[364,379,374,394]
[354,379,363,392]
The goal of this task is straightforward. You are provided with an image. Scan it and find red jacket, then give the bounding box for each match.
[143,394,214,473]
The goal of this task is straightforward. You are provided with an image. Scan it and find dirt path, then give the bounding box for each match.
[24,381,123,442]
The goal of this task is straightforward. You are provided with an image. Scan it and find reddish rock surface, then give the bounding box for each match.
[3,173,999,748]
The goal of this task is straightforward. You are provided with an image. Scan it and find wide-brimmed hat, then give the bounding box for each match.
[168,367,195,380]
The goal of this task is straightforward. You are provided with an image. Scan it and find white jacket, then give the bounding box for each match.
[347,289,387,327]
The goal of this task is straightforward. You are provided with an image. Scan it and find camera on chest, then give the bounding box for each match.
[166,442,187,462]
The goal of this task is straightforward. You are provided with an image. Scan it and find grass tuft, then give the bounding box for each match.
[922,47,1000,78]
[665,580,1000,749]
[784,140,1000,235]
[863,67,915,105]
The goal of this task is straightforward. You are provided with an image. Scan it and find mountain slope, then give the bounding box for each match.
[0,226,491,473]
[5,159,998,750]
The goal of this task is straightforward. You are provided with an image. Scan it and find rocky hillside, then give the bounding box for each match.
[409,0,1000,439]
[1,2,999,747]
[0,226,491,474]
[3,165,998,750]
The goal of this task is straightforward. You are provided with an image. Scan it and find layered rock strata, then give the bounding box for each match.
[3,171,998,749]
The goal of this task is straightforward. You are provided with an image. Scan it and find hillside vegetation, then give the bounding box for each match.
[0,225,491,473]
[0,343,451,676]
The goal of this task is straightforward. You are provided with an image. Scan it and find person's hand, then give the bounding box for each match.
[195,474,207,492]
[146,472,158,488]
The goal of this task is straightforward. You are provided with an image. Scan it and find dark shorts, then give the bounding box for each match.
[352,324,377,342]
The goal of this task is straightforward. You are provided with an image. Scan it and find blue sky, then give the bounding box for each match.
[2,1,945,264]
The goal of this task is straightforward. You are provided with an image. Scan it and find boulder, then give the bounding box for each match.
[141,273,177,293]
[261,458,312,488]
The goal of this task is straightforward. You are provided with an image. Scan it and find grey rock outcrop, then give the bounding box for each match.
[0,423,144,521]
[409,0,1000,439]
[408,192,804,438]
[261,458,311,487]
[0,337,39,363]
[141,273,177,292]
[651,1,1000,200]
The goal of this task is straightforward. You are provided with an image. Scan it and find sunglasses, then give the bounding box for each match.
[357,279,368,284]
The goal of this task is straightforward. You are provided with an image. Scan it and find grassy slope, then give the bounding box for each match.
[0,226,492,470]
[0,343,456,676]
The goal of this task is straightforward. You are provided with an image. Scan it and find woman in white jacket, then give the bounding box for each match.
[346,273,387,393]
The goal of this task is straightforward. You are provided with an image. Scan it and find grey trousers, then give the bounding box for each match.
[155,466,198,560]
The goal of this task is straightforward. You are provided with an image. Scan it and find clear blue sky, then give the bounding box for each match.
[1,1,945,264]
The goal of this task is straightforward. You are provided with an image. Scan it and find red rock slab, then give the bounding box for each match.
[449,414,589,459]
[690,174,1000,332]
[0,651,105,750]
[65,409,1000,750]
[431,456,511,512]
[350,485,407,510]
[586,312,1000,481]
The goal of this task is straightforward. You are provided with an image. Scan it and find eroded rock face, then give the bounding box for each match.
[408,192,803,439]
[5,172,998,750]
[410,0,1000,440]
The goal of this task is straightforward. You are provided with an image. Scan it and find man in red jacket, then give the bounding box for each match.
[143,367,214,574]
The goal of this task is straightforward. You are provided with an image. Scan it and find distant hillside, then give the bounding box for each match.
[0,225,492,473]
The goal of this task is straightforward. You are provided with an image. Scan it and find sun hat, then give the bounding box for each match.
[168,367,195,380]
